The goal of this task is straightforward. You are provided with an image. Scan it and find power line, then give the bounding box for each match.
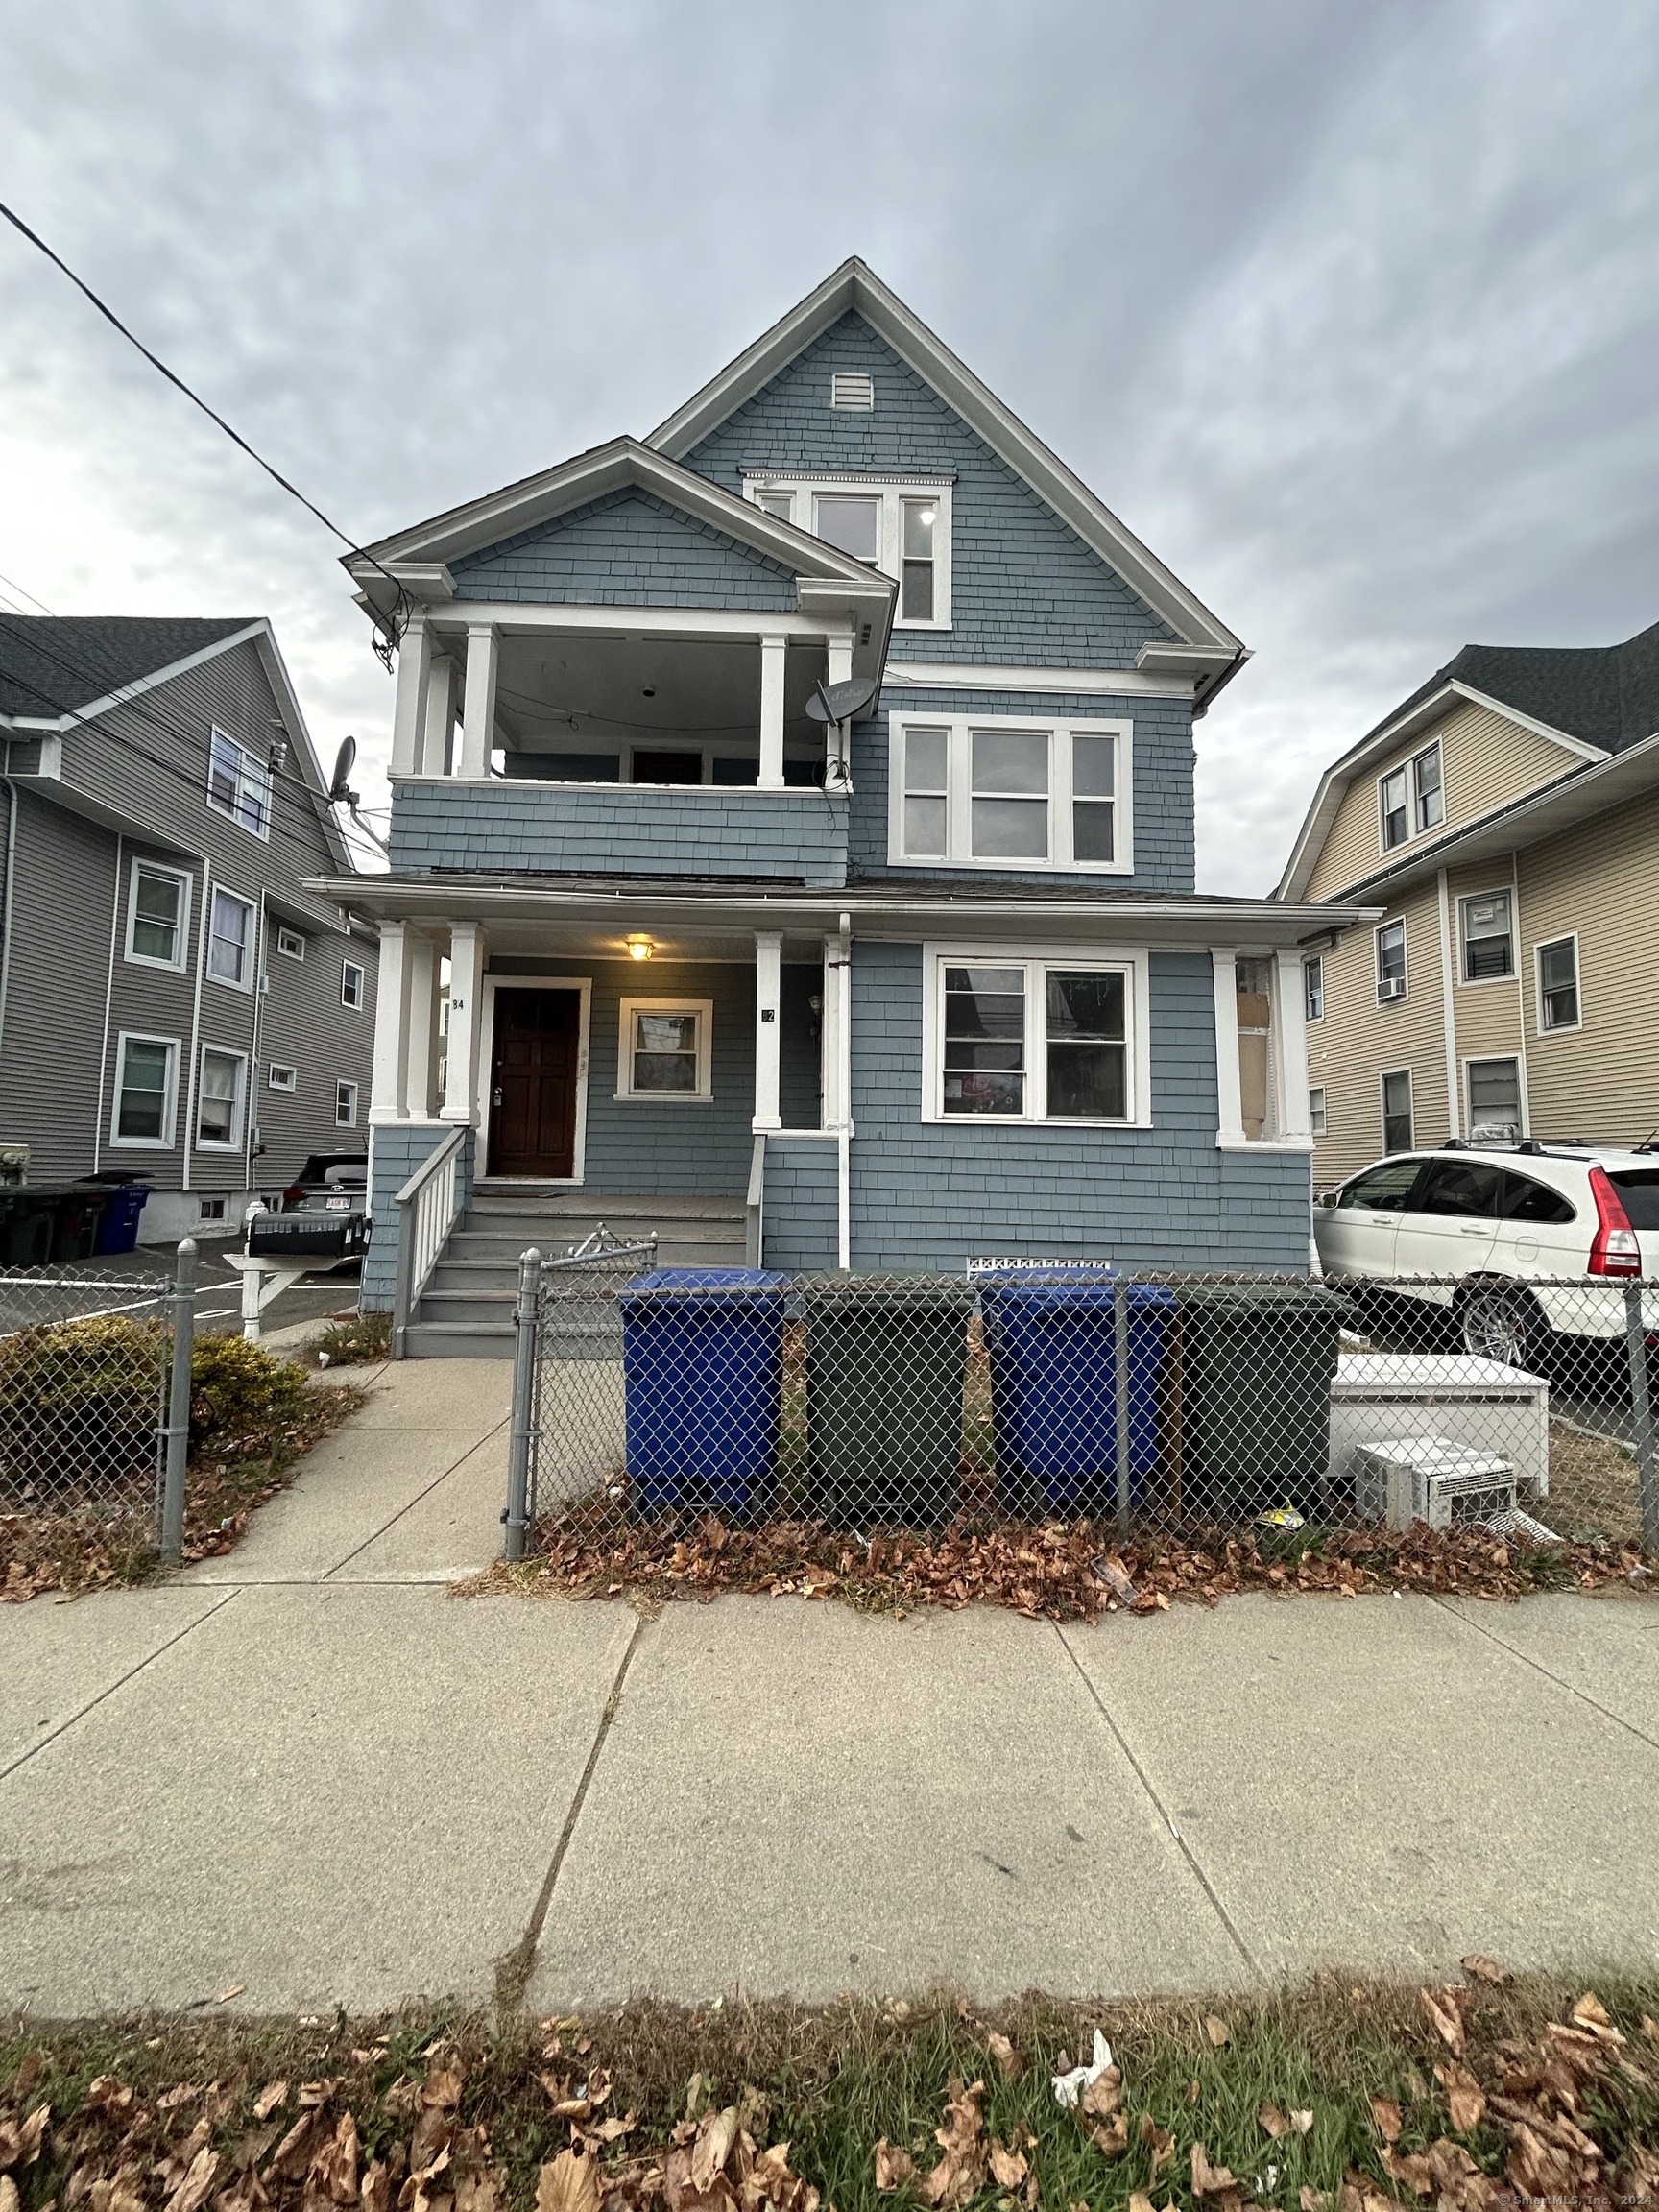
[0,197,410,660]
[0,569,54,617]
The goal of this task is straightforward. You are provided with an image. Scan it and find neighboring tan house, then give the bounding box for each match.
[0,614,379,1242]
[314,258,1373,1353]
[1278,617,1659,1186]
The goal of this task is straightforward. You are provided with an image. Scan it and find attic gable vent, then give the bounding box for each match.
[830,371,875,412]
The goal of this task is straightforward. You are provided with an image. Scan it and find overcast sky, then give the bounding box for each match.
[2,0,1655,892]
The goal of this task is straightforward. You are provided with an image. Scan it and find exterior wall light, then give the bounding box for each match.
[626,935,654,961]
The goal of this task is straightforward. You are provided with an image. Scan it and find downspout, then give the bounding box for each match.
[0,770,17,1062]
[836,910,852,1270]
[246,888,267,1206]
[1435,868,1459,1141]
[182,864,210,1191]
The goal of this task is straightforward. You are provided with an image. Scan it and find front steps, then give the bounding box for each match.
[401,1190,748,1358]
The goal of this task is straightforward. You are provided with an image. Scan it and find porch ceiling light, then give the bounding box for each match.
[626,934,654,961]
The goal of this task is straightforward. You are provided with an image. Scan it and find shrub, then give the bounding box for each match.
[188,1332,309,1448]
[314,1310,393,1366]
[0,1314,166,1503]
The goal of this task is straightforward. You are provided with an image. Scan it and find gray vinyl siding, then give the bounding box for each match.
[450,487,798,610]
[0,794,119,1179]
[363,1122,474,1310]
[851,684,1195,895]
[682,311,1178,671]
[256,915,377,1189]
[846,942,1311,1272]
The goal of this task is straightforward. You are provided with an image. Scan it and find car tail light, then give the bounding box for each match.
[1588,1167,1642,1276]
[282,1184,305,1206]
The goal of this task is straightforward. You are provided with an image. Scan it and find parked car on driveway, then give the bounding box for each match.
[247,1156,370,1265]
[1313,1141,1659,1366]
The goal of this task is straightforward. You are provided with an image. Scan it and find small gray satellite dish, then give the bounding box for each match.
[805,676,878,724]
[328,734,358,801]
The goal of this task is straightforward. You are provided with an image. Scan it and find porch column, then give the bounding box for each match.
[1211,949,1245,1147]
[404,933,441,1117]
[825,626,854,784]
[389,619,432,778]
[443,921,487,1122]
[420,653,458,776]
[370,921,410,1123]
[459,624,499,779]
[758,632,787,790]
[753,931,782,1132]
[1273,947,1312,1142]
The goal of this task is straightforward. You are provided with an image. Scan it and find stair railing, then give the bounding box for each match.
[392,1125,469,1358]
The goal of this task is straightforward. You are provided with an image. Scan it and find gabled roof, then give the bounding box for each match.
[1278,614,1659,902]
[0,614,251,718]
[647,258,1246,699]
[343,435,899,633]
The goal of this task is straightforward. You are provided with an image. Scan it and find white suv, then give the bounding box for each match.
[1314,1142,1659,1363]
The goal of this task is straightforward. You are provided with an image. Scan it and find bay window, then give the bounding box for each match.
[925,949,1146,1125]
[893,714,1132,873]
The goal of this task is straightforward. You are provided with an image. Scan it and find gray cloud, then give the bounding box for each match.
[1,0,1652,888]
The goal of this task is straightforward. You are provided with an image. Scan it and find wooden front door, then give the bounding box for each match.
[487,989,581,1177]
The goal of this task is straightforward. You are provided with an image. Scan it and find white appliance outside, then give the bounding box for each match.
[1329,1352,1549,1499]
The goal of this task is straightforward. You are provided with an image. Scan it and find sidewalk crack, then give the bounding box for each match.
[321,1416,512,1580]
[1052,1622,1259,1978]
[1430,1596,1659,1755]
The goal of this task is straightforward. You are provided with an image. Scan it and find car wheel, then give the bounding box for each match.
[1456,1281,1549,1368]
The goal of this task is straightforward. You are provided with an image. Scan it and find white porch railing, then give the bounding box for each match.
[392,1125,469,1358]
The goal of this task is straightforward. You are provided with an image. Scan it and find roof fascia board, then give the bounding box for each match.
[647,260,1244,663]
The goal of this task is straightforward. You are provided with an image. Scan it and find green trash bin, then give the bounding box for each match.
[804,1276,974,1530]
[1174,1282,1351,1519]
[2,1191,58,1267]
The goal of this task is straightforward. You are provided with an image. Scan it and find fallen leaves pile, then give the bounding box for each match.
[460,1499,1652,1622]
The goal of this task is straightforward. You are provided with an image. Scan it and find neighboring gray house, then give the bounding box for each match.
[318,260,1369,1352]
[0,614,378,1244]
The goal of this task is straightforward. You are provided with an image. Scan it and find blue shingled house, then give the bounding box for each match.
[319,261,1366,1354]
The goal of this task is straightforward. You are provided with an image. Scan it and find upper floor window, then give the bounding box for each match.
[207,887,256,990]
[342,958,366,1011]
[1376,919,1407,1002]
[743,474,953,629]
[1380,741,1443,852]
[1460,889,1513,981]
[207,728,273,840]
[1303,955,1324,1022]
[1537,934,1580,1031]
[126,859,191,972]
[275,925,305,962]
[890,714,1131,875]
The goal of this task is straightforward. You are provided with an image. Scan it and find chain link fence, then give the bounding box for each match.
[504,1260,1659,1560]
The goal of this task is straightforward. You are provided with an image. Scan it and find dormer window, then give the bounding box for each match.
[743,473,953,629]
[830,371,874,410]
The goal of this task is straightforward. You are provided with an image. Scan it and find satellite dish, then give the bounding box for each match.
[805,676,878,724]
[328,734,358,801]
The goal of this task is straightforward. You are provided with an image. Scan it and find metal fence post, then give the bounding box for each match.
[160,1238,197,1565]
[1114,1274,1131,1536]
[503,1247,541,1564]
[1625,1282,1659,1553]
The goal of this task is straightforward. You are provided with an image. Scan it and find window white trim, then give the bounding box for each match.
[110,1031,180,1150]
[615,997,714,1103]
[1378,738,1444,855]
[1535,930,1582,1035]
[341,958,366,1010]
[1380,1066,1414,1154]
[1462,1052,1527,1142]
[888,713,1133,875]
[206,885,257,993]
[1303,954,1324,1022]
[743,472,953,629]
[195,1044,249,1151]
[205,726,273,841]
[268,1063,298,1092]
[334,1079,360,1128]
[275,925,306,962]
[123,856,192,973]
[1456,884,1516,986]
[1309,1086,1328,1136]
[1375,917,1408,1003]
[919,943,1152,1128]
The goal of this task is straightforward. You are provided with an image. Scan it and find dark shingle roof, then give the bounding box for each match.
[0,615,254,720]
[1380,616,1659,756]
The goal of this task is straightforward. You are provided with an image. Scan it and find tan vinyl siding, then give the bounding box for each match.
[1517,788,1659,1144]
[1445,856,1527,1086]
[1306,698,1590,899]
[1307,878,1449,1185]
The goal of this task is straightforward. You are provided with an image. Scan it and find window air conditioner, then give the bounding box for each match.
[1378,977,1407,1002]
[1356,1437,1517,1530]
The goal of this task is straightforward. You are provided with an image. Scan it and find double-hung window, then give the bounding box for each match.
[125,859,191,970]
[207,887,256,988]
[926,950,1144,1125]
[742,474,953,628]
[1376,920,1407,1001]
[1381,1069,1414,1153]
[1460,890,1513,980]
[893,715,1131,873]
[1380,742,1443,851]
[617,998,713,1101]
[196,1046,247,1148]
[207,728,273,839]
[1303,955,1324,1022]
[112,1033,179,1146]
[1467,1056,1522,1140]
[341,958,366,1010]
[1537,935,1579,1031]
[335,1079,359,1128]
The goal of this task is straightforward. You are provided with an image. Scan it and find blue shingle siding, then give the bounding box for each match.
[844,942,1310,1272]
[682,313,1177,670]
[363,1123,474,1311]
[762,1138,838,1270]
[449,486,797,610]
[389,781,850,887]
[851,685,1194,894]
[488,958,757,1196]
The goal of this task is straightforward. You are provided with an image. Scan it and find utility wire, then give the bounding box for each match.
[0,198,411,655]
[0,569,54,617]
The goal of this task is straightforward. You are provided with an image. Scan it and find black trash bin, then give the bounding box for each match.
[2,1190,62,1267]
[1174,1281,1350,1518]
[803,1276,974,1530]
[49,1190,107,1262]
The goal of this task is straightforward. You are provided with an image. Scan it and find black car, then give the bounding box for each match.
[247,1156,371,1263]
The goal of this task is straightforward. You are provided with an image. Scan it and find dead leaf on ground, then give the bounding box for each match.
[254,2084,289,2123]
[919,2077,986,2211]
[1204,2014,1230,2048]
[308,2113,361,2207]
[361,2161,391,2212]
[1128,2194,1156,2212]
[1139,2116,1175,2178]
[1460,1954,1508,1985]
[988,2142,1026,2190]
[1419,1987,1466,2056]
[874,2142,917,2193]
[985,2033,1022,2081]
[1190,2143,1237,2197]
[0,2176,18,2212]
[688,2108,739,2195]
[1090,2115,1127,2159]
[1258,2105,1289,2140]
[1299,2193,1330,2212]
[422,2067,465,2113]
[165,2146,220,2212]
[1370,2097,1402,2146]
[1434,2062,1486,2133]
[536,2147,600,2212]
[1079,2066,1122,2120]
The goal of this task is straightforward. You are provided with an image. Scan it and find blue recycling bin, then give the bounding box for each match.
[979,1269,1175,1516]
[618,1267,788,1519]
[90,1184,152,1255]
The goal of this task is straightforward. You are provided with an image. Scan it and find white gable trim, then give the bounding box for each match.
[645,259,1245,677]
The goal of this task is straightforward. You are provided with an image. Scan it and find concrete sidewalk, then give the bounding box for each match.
[2,1356,1657,2015]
